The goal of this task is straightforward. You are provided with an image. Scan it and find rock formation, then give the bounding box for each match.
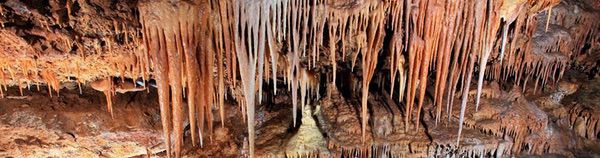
[0,0,599,157]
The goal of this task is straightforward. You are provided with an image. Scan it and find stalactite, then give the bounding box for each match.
[360,4,385,142]
[387,0,406,102]
[216,27,226,128]
[405,35,423,132]
[499,23,509,63]
[167,25,185,158]
[289,0,302,128]
[545,6,552,32]
[388,33,405,100]
[89,77,115,118]
[457,0,488,145]
[415,1,444,131]
[433,0,459,124]
[267,14,278,95]
[182,20,199,145]
[457,50,477,146]
[40,70,60,97]
[229,0,271,156]
[475,0,501,111]
[139,1,222,156]
[155,27,173,158]
[329,24,337,85]
[205,20,216,140]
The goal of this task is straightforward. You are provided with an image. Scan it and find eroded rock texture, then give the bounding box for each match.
[0,0,599,157]
[0,86,164,157]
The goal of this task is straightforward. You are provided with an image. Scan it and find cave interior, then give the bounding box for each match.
[0,0,600,157]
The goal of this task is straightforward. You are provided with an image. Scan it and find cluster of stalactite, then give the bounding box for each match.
[0,30,42,98]
[566,103,600,140]
[476,91,549,153]
[115,0,588,157]
[0,22,145,102]
[3,0,600,157]
[0,46,143,120]
[454,82,563,155]
[489,3,570,96]
[0,56,140,99]
[137,1,224,157]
